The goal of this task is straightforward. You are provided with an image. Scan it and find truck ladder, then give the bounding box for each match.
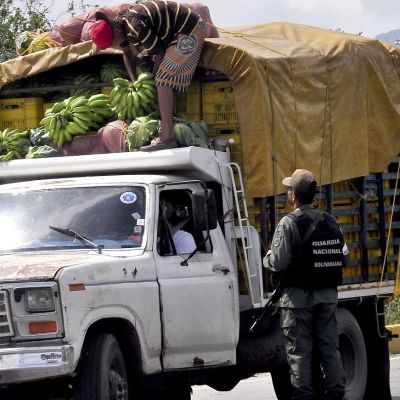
[226,162,262,307]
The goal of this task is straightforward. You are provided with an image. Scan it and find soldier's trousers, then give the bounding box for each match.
[280,303,345,400]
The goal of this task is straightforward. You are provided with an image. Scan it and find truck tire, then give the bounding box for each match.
[337,308,367,400]
[75,333,129,400]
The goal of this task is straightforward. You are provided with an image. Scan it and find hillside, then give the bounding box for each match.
[376,29,400,45]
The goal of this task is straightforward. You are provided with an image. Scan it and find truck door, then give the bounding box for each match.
[154,187,239,370]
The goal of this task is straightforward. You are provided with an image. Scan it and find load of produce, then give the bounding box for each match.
[39,94,113,146]
[174,120,209,148]
[0,129,31,161]
[69,73,102,97]
[100,61,129,83]
[126,115,161,151]
[110,73,158,121]
[126,116,209,151]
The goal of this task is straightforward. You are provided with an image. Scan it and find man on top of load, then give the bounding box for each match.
[90,1,218,151]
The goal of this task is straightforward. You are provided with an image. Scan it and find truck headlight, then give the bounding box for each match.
[25,288,55,312]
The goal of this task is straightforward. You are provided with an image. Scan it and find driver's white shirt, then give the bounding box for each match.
[172,230,196,255]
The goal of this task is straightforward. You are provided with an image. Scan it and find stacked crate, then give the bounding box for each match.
[0,98,43,130]
[174,82,202,122]
[201,81,241,164]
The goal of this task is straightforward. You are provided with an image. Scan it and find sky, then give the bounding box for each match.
[42,0,400,39]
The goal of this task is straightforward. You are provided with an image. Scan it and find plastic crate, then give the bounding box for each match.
[202,81,239,126]
[0,98,43,130]
[174,82,202,121]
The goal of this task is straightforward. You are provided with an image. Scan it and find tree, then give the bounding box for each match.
[0,0,51,62]
[0,0,97,63]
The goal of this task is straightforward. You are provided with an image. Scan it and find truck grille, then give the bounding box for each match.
[0,291,13,337]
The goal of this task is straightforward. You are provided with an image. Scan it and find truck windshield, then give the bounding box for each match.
[0,186,146,252]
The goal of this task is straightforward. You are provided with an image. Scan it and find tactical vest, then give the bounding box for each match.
[283,211,345,289]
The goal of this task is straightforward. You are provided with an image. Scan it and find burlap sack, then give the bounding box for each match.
[80,7,117,42]
[99,120,128,153]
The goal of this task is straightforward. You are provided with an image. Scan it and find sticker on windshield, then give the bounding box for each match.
[120,192,137,204]
[134,226,142,233]
[131,212,141,219]
[136,219,145,226]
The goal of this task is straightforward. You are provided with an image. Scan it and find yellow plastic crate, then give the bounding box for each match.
[0,98,43,130]
[174,82,202,121]
[202,81,239,126]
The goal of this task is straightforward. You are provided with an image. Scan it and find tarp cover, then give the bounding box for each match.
[1,22,400,197]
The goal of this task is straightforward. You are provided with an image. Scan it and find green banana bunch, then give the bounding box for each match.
[87,93,113,128]
[26,145,60,159]
[40,97,85,146]
[0,128,31,161]
[110,73,158,122]
[39,94,113,146]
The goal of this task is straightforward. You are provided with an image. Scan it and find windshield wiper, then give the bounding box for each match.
[49,226,103,254]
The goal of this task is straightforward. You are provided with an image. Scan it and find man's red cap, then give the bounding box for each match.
[91,19,113,50]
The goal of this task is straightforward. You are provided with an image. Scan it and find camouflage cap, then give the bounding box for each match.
[282,169,317,194]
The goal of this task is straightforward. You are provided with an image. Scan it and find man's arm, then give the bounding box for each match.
[263,216,295,273]
[122,46,139,82]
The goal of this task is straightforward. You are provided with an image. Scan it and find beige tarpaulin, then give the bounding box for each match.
[1,22,400,197]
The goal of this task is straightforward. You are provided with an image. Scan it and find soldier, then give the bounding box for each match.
[264,169,348,400]
[90,1,218,151]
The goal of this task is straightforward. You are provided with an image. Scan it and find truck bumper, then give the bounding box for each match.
[0,345,74,384]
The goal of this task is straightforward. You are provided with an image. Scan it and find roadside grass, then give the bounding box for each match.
[385,297,400,325]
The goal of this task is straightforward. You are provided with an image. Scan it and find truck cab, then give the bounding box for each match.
[0,147,265,399]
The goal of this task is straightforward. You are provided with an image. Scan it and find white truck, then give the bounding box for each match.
[0,146,397,400]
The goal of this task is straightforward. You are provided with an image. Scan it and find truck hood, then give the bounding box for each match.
[0,252,96,281]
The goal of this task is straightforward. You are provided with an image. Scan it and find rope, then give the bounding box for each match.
[216,26,297,58]
[377,158,400,298]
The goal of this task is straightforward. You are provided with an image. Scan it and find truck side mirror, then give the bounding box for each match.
[191,189,218,231]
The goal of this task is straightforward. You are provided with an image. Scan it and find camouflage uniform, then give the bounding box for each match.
[264,204,345,400]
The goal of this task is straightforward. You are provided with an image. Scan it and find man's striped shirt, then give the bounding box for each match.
[118,1,200,55]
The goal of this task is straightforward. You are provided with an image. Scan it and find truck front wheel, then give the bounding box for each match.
[75,333,129,400]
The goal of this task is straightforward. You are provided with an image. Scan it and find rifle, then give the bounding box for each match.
[249,282,283,333]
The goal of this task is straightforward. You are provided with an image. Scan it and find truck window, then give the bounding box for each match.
[157,190,211,256]
[0,186,146,252]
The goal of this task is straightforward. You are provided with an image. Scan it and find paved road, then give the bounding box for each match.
[192,355,400,400]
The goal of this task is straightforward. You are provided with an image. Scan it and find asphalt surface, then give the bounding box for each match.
[192,355,400,400]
